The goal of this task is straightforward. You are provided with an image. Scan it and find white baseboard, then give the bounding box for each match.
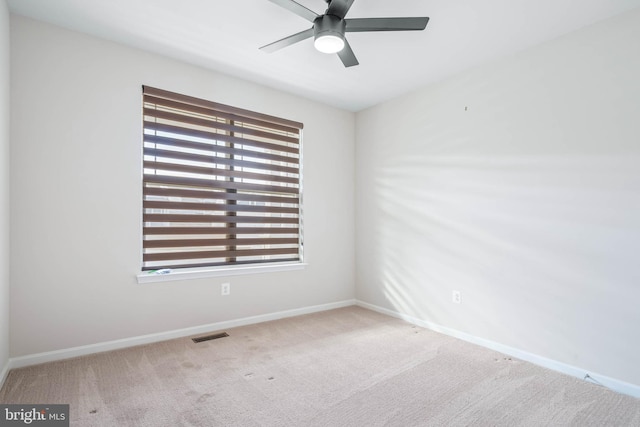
[8,299,356,370]
[0,358,9,391]
[8,298,639,400]
[356,300,640,399]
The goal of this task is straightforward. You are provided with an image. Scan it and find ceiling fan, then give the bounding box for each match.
[260,0,430,67]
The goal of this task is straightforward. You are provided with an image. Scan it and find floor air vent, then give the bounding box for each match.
[192,332,229,343]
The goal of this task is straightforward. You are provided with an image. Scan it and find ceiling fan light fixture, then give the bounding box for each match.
[314,34,345,54]
[313,14,346,54]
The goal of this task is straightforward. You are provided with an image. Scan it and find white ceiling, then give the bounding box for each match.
[7,0,640,111]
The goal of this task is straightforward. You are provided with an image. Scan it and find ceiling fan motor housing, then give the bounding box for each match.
[314,14,346,42]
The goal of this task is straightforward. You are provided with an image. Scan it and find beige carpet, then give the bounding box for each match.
[1,306,639,426]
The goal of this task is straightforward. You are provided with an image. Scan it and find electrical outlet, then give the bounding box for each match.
[452,290,461,304]
[221,283,230,296]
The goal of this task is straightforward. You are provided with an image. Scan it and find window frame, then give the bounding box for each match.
[139,86,304,280]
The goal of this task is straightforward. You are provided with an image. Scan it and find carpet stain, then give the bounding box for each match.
[196,393,213,403]
[181,361,203,370]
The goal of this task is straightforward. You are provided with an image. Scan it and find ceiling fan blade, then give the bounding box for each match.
[260,28,314,53]
[345,17,429,32]
[337,39,359,67]
[267,0,318,22]
[326,0,356,19]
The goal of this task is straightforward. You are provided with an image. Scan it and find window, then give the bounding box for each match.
[142,86,303,271]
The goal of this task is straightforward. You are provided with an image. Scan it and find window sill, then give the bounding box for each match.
[136,262,307,284]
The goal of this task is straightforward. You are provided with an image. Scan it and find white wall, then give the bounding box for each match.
[0,0,10,377]
[356,8,640,386]
[9,15,355,357]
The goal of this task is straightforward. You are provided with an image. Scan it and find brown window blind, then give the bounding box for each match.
[142,86,303,271]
